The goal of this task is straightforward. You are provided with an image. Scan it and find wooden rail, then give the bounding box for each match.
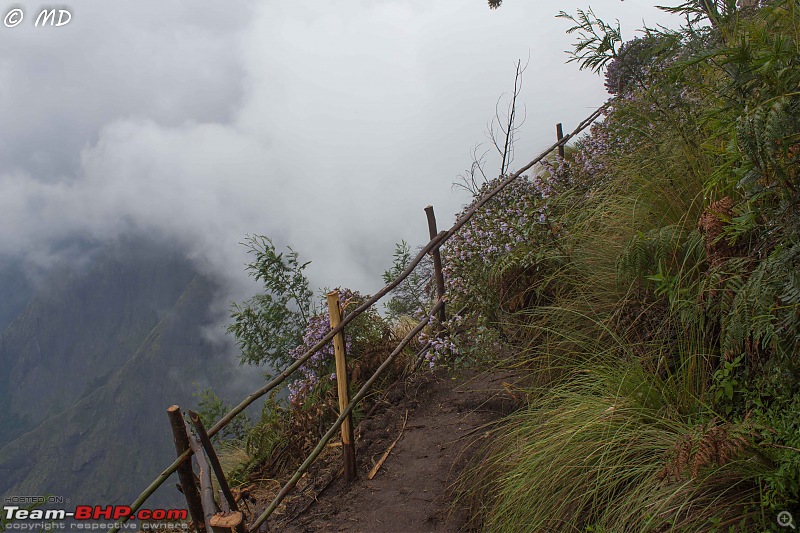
[108,107,604,533]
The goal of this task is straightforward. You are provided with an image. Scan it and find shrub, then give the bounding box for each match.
[244,288,397,468]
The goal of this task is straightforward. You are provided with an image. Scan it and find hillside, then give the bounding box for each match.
[0,237,250,506]
[0,259,33,336]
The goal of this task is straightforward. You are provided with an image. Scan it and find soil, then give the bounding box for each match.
[250,367,521,533]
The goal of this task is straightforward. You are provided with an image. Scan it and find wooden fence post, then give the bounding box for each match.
[327,291,357,482]
[424,205,446,325]
[185,422,219,533]
[167,405,206,532]
[556,123,565,159]
[188,411,246,533]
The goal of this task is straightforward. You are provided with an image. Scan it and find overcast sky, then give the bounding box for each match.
[0,0,679,302]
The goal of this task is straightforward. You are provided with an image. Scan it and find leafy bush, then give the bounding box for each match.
[227,235,312,370]
[192,385,250,442]
[436,173,560,365]
[241,287,398,469]
[381,240,433,321]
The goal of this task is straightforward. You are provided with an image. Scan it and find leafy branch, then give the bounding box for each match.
[557,8,623,73]
[227,235,313,370]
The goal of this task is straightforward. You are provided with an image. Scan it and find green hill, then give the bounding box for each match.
[0,237,244,506]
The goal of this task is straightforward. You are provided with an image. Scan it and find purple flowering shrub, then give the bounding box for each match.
[288,289,390,409]
[429,170,587,366]
[443,175,547,308]
[287,288,365,407]
[603,35,679,96]
[247,287,397,466]
[416,313,464,369]
[244,287,396,470]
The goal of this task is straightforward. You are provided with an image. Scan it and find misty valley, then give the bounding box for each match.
[0,235,257,507]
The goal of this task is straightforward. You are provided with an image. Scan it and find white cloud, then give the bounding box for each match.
[0,0,680,299]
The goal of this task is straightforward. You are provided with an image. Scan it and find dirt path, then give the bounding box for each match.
[267,368,519,533]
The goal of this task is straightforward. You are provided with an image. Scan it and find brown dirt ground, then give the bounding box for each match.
[248,367,521,533]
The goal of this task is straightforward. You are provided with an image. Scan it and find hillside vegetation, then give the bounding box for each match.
[203,1,799,531]
[439,1,800,530]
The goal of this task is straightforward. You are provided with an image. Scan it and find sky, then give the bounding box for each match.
[0,0,681,304]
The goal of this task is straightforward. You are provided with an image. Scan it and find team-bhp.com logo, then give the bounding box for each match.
[4,505,187,522]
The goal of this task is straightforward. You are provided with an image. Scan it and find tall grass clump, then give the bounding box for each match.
[465,360,769,531]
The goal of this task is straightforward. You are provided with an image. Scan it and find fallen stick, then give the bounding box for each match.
[368,411,409,480]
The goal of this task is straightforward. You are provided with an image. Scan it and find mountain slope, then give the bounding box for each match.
[0,236,249,505]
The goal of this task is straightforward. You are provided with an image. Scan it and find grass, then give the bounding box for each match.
[458,357,768,532]
[206,4,800,529]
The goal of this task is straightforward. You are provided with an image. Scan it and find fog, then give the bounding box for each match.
[1,0,679,302]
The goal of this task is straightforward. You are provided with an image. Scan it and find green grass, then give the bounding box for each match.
[459,359,768,532]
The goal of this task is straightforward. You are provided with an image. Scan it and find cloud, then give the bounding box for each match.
[0,1,251,179]
[0,0,679,301]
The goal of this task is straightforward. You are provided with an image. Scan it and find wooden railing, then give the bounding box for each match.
[108,105,605,533]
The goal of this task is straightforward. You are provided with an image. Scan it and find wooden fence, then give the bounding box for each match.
[108,105,605,533]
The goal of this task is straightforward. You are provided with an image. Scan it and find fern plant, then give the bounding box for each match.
[706,243,800,361]
[557,8,623,73]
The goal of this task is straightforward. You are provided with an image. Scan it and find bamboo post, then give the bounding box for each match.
[327,291,357,482]
[424,205,446,326]
[556,123,565,159]
[167,406,206,532]
[185,422,226,533]
[188,411,247,533]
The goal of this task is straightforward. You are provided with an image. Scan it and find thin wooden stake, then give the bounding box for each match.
[327,291,357,482]
[556,122,565,159]
[185,422,218,533]
[424,205,447,326]
[167,406,205,532]
[367,411,408,480]
[188,411,247,533]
